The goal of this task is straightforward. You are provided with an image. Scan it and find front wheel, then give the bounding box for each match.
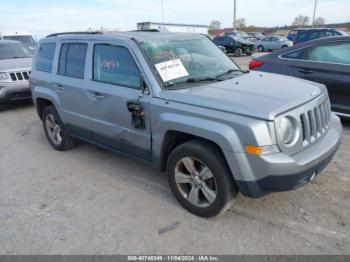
[257,45,264,52]
[234,47,243,57]
[167,140,238,217]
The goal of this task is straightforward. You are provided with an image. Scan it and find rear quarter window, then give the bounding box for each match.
[36,43,56,73]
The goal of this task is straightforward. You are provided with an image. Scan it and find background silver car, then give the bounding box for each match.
[0,40,33,104]
[255,36,293,52]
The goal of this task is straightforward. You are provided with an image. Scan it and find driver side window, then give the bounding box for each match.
[93,44,140,89]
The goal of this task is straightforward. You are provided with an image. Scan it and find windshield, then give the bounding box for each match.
[139,35,240,88]
[0,42,34,59]
[3,35,36,48]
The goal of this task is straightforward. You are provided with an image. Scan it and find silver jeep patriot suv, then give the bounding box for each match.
[30,32,342,217]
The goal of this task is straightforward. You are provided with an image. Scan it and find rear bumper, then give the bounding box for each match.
[0,81,31,104]
[235,114,342,198]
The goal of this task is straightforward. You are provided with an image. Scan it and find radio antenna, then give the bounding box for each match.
[161,0,169,104]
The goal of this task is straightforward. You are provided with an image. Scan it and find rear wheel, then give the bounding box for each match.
[42,106,76,151]
[167,140,238,217]
[281,45,288,49]
[257,45,264,52]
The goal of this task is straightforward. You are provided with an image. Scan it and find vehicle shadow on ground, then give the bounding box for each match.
[0,101,34,112]
[341,119,350,130]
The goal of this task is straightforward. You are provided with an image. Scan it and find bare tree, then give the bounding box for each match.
[236,18,246,29]
[314,17,326,26]
[292,15,310,26]
[209,20,221,30]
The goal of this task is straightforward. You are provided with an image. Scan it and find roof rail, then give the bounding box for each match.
[129,29,161,32]
[46,31,103,37]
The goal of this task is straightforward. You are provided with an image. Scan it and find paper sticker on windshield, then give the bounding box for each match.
[155,59,189,82]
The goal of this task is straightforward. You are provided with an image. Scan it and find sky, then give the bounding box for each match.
[1,0,349,39]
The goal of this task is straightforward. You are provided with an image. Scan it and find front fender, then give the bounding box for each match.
[153,113,245,181]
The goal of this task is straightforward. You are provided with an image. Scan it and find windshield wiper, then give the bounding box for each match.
[165,77,223,89]
[186,77,224,83]
[215,69,249,79]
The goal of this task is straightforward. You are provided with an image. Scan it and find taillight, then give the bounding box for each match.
[249,60,264,70]
[292,41,296,46]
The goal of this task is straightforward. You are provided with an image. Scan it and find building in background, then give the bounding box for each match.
[137,22,208,34]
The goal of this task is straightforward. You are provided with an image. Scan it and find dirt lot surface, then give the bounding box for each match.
[0,56,349,255]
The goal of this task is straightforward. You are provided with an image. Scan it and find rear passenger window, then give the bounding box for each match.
[281,49,306,60]
[93,44,140,89]
[36,43,56,72]
[58,43,87,79]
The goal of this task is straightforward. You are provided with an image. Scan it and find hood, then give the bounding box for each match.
[239,39,254,45]
[160,71,324,121]
[0,57,32,71]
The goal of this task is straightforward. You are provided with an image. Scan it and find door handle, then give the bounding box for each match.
[86,90,105,100]
[52,83,64,92]
[298,68,314,74]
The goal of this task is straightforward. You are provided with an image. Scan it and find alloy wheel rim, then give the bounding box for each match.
[174,157,217,207]
[45,114,62,145]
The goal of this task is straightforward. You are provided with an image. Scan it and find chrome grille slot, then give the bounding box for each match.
[23,72,29,80]
[16,72,23,81]
[8,71,30,82]
[300,98,331,146]
[10,73,17,81]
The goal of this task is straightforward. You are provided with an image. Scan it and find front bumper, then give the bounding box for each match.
[242,45,254,53]
[235,114,342,198]
[0,81,31,104]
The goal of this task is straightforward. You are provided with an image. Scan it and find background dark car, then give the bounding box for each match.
[287,28,310,42]
[293,28,347,45]
[213,35,254,56]
[249,36,350,118]
[225,31,256,42]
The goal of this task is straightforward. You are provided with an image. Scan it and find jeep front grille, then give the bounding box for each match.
[300,98,331,146]
[9,71,31,81]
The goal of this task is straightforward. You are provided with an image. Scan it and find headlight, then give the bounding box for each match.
[0,72,9,81]
[279,117,297,145]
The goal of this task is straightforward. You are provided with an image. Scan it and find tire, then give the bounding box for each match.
[257,45,264,52]
[42,105,76,151]
[281,45,288,49]
[166,140,238,217]
[234,47,243,57]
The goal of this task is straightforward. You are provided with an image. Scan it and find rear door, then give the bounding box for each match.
[286,40,350,115]
[52,41,92,138]
[84,41,152,160]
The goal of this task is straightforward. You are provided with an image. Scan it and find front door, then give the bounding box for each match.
[85,42,152,161]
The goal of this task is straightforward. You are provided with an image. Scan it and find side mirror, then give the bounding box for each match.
[140,73,150,96]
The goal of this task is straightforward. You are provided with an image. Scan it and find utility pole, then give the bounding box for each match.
[312,0,318,28]
[162,0,165,30]
[233,0,237,31]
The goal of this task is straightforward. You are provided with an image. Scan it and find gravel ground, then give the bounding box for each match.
[0,56,349,255]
